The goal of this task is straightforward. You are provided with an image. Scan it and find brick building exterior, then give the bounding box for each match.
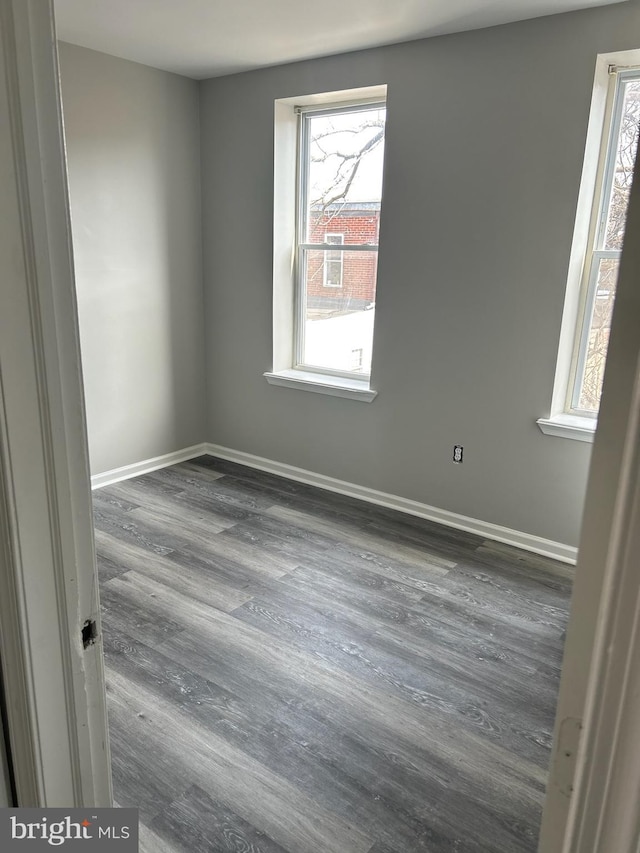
[306,201,380,313]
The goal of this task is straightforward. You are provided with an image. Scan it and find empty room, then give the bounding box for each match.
[41,0,640,849]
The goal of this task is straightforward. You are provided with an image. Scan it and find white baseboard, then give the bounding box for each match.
[90,443,208,490]
[204,442,578,565]
[91,441,578,564]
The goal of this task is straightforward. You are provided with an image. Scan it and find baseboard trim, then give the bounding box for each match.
[204,442,578,565]
[91,441,578,564]
[90,443,208,490]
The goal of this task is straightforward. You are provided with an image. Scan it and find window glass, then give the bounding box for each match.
[602,80,640,251]
[297,103,386,377]
[300,248,378,374]
[572,73,640,413]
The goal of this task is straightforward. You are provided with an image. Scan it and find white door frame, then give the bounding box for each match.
[538,101,640,852]
[0,0,111,806]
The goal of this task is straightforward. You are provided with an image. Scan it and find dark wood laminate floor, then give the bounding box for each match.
[93,456,572,853]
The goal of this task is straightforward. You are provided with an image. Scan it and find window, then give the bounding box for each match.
[572,69,640,414]
[268,85,386,402]
[323,234,344,287]
[295,100,386,379]
[539,54,640,441]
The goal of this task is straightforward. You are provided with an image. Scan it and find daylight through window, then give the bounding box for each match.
[295,101,386,377]
[572,68,640,414]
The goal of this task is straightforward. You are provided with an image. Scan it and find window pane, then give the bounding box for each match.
[300,248,377,374]
[305,106,385,245]
[577,257,619,412]
[603,80,640,250]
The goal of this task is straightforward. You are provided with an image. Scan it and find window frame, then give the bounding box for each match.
[267,84,386,403]
[538,50,640,442]
[568,67,640,416]
[293,98,385,382]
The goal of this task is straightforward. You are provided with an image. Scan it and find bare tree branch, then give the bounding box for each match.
[310,127,384,211]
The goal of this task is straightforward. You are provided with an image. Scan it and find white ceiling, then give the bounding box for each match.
[54,0,624,80]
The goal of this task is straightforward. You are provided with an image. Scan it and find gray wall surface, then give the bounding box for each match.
[200,2,640,548]
[59,43,206,475]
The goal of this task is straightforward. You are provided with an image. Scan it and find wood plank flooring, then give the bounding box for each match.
[93,456,572,853]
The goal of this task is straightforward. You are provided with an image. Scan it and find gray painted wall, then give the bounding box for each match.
[59,43,206,475]
[200,2,640,548]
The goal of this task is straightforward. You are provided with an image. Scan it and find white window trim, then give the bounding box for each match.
[537,413,597,443]
[268,84,386,402]
[264,368,377,401]
[539,49,640,442]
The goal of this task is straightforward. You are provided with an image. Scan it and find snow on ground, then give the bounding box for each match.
[304,309,374,374]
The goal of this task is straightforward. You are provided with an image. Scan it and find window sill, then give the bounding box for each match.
[536,414,596,443]
[264,369,377,402]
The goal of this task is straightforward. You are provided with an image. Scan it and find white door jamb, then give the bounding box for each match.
[0,0,111,807]
[539,99,640,853]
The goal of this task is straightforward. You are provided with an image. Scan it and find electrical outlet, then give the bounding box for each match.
[453,445,463,464]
